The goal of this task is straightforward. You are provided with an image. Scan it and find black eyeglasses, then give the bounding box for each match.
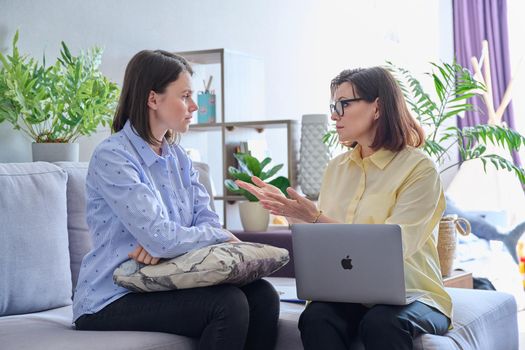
[329,98,364,117]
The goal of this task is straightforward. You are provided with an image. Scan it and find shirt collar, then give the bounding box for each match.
[338,144,397,170]
[338,145,359,166]
[369,147,397,169]
[123,120,170,167]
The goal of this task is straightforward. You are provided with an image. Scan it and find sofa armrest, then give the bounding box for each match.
[232,230,294,278]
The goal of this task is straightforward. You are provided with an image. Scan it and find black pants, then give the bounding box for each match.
[299,300,450,350]
[75,279,280,350]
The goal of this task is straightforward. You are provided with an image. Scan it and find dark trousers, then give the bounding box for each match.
[75,279,280,350]
[299,301,450,350]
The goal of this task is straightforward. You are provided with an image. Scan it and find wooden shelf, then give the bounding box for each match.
[176,49,224,65]
[190,119,298,132]
[188,123,222,131]
[224,119,298,130]
[213,195,244,201]
[178,48,298,229]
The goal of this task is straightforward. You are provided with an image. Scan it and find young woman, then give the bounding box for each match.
[73,50,280,350]
[236,67,451,350]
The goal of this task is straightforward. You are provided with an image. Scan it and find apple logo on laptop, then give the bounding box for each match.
[341,255,353,270]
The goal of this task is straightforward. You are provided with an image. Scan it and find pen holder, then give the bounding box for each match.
[197,91,216,124]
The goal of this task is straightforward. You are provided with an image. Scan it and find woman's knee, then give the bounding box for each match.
[359,306,408,338]
[243,279,279,310]
[211,285,250,323]
[298,302,336,331]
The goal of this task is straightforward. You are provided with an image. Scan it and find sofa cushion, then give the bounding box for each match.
[0,302,304,350]
[233,230,296,278]
[192,161,215,212]
[0,305,197,350]
[54,162,91,292]
[417,288,519,350]
[113,242,289,292]
[0,162,72,316]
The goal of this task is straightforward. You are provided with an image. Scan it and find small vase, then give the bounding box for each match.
[437,215,471,277]
[298,114,331,200]
[32,142,79,162]
[238,201,269,232]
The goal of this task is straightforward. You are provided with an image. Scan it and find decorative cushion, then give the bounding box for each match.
[0,162,72,316]
[54,162,91,293]
[193,161,215,212]
[113,242,289,292]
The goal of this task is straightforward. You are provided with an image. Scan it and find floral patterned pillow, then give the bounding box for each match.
[113,242,289,292]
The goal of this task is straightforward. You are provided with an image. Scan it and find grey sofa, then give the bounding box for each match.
[0,161,519,350]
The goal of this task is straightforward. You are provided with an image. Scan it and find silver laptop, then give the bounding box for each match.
[291,223,425,305]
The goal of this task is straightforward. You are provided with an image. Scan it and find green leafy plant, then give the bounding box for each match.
[0,30,120,143]
[224,152,290,202]
[323,61,525,183]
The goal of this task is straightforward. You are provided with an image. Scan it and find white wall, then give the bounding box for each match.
[0,0,453,163]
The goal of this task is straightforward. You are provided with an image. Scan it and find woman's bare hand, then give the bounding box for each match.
[236,176,319,222]
[235,176,286,201]
[224,230,242,243]
[128,245,160,265]
[260,187,319,222]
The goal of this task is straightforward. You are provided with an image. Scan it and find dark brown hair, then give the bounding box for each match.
[112,50,193,145]
[330,66,424,151]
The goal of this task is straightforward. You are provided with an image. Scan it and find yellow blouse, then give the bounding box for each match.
[318,145,452,321]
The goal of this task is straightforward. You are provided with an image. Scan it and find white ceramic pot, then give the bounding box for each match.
[32,142,79,162]
[298,114,331,200]
[238,201,270,232]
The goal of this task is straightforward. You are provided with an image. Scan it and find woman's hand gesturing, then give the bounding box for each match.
[236,176,320,223]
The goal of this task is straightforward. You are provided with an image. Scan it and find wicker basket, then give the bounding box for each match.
[437,215,471,277]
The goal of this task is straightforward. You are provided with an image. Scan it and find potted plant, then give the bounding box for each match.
[225,152,290,231]
[0,31,120,162]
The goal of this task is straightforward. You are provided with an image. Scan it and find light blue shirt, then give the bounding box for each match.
[72,120,230,322]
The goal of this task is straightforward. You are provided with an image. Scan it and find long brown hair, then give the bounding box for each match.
[330,67,424,151]
[112,50,193,146]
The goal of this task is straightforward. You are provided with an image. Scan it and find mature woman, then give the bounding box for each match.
[237,67,451,350]
[73,50,280,350]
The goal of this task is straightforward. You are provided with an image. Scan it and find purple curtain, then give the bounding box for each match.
[453,0,520,165]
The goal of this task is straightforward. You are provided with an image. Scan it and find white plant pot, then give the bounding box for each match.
[238,201,269,232]
[32,142,79,162]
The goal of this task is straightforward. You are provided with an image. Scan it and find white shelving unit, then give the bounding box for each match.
[177,49,299,229]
